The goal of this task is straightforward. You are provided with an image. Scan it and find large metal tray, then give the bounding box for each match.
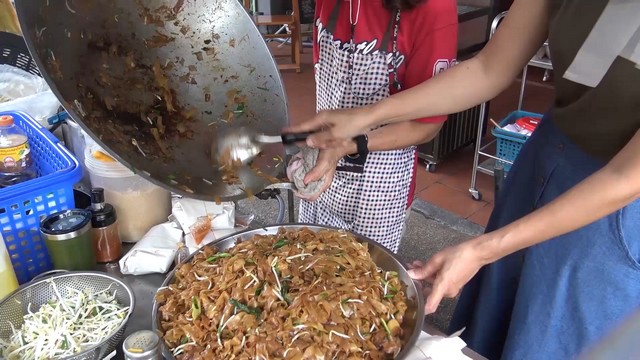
[151,224,425,359]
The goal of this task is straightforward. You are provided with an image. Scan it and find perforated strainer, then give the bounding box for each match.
[0,271,135,360]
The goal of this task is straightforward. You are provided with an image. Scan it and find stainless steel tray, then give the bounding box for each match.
[151,224,425,359]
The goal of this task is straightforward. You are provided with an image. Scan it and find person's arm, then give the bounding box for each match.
[338,2,459,155]
[0,0,20,35]
[286,0,550,146]
[412,129,640,313]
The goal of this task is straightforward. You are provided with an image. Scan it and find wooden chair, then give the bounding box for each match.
[242,0,302,73]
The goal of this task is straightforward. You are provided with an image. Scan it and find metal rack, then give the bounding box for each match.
[468,11,553,201]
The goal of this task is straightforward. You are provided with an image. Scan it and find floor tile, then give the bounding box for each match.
[416,183,488,219]
[467,203,495,227]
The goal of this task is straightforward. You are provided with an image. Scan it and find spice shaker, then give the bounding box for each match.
[123,330,163,360]
[89,188,122,263]
[40,209,96,270]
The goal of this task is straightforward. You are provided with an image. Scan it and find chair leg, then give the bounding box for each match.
[294,29,301,73]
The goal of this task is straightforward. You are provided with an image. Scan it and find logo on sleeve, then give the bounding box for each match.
[433,59,457,76]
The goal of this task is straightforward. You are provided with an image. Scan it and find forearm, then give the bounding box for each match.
[365,58,510,127]
[358,0,550,129]
[339,121,444,155]
[0,0,20,34]
[475,131,640,264]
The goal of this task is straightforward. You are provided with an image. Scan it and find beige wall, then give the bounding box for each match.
[0,0,21,35]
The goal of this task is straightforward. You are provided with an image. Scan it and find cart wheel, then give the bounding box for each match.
[426,163,436,173]
[470,191,483,201]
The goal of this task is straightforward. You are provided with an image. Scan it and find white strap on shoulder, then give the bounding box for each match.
[563,0,640,87]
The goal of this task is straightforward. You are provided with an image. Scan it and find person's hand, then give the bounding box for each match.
[284,107,374,149]
[298,147,343,201]
[408,240,488,314]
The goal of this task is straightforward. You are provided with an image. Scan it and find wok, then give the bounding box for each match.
[151,224,426,359]
[15,0,289,201]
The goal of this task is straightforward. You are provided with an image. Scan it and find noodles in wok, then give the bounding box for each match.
[156,228,409,359]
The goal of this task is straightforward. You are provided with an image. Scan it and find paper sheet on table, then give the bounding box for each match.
[171,197,235,234]
[406,329,471,360]
[118,223,183,275]
[185,227,246,253]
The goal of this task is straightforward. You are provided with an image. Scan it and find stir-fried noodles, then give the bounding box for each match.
[156,228,409,359]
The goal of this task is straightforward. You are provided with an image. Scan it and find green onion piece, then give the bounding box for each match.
[206,253,231,262]
[180,335,189,345]
[191,296,202,320]
[320,292,329,300]
[273,239,287,249]
[230,299,262,317]
[255,281,265,296]
[246,258,256,265]
[387,271,398,277]
[384,293,395,299]
[381,318,391,336]
[281,281,292,305]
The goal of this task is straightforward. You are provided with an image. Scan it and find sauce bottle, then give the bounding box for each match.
[0,115,35,187]
[89,188,122,263]
[0,234,19,300]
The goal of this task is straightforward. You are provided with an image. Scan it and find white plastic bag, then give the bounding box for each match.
[0,64,61,125]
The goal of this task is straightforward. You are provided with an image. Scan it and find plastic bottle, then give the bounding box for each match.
[0,234,19,300]
[89,188,122,263]
[0,115,35,187]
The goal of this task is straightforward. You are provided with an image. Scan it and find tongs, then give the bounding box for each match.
[217,127,313,165]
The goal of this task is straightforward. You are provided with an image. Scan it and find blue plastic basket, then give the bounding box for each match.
[0,111,82,284]
[491,110,542,171]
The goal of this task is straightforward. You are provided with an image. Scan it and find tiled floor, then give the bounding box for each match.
[276,43,555,227]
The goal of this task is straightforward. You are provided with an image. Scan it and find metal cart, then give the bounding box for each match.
[468,11,553,201]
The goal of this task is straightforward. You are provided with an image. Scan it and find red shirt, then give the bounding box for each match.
[314,0,458,206]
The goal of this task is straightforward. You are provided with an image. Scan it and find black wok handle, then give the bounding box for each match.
[281,131,315,145]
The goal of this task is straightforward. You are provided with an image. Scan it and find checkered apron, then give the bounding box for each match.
[299,4,414,253]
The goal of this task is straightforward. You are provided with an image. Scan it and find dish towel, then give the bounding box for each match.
[406,330,472,360]
[286,147,327,200]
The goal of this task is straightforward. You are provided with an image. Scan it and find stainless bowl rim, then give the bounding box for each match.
[151,223,425,359]
[0,270,136,360]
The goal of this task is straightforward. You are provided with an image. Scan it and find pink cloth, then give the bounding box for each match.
[286,147,326,201]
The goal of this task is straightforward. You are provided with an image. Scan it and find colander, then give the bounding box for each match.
[0,270,135,360]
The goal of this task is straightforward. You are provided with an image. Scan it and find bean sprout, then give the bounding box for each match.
[0,281,128,360]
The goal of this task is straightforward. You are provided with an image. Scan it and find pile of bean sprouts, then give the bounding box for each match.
[0,280,129,360]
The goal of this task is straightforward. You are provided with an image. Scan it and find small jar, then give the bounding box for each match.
[89,188,122,263]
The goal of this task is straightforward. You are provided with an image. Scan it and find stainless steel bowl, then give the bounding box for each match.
[152,224,425,359]
[0,270,135,360]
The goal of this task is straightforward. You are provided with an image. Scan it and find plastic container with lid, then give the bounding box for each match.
[0,114,35,186]
[40,209,96,271]
[84,144,171,243]
[89,187,122,263]
[0,234,19,301]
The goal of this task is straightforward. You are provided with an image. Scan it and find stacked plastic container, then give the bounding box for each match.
[0,111,82,283]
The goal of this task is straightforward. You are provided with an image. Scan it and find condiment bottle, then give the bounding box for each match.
[123,330,162,360]
[40,209,96,270]
[0,115,35,187]
[89,188,122,263]
[0,234,19,300]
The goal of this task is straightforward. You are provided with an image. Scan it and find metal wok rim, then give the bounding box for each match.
[0,270,136,360]
[151,224,425,360]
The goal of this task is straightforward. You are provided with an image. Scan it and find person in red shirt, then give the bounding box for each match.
[295,0,457,253]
